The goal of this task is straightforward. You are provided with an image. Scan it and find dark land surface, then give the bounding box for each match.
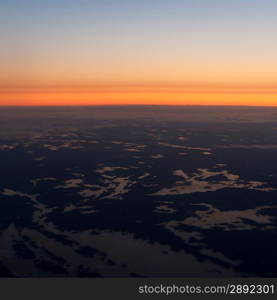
[0,106,277,277]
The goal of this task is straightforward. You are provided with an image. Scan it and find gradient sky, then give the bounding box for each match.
[1,0,277,106]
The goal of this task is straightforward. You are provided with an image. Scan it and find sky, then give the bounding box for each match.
[0,0,277,106]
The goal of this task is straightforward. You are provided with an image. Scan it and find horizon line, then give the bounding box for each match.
[1,104,277,108]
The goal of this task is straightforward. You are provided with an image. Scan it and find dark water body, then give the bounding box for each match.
[1,106,277,277]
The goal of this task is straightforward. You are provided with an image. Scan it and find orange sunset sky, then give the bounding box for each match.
[1,0,277,106]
